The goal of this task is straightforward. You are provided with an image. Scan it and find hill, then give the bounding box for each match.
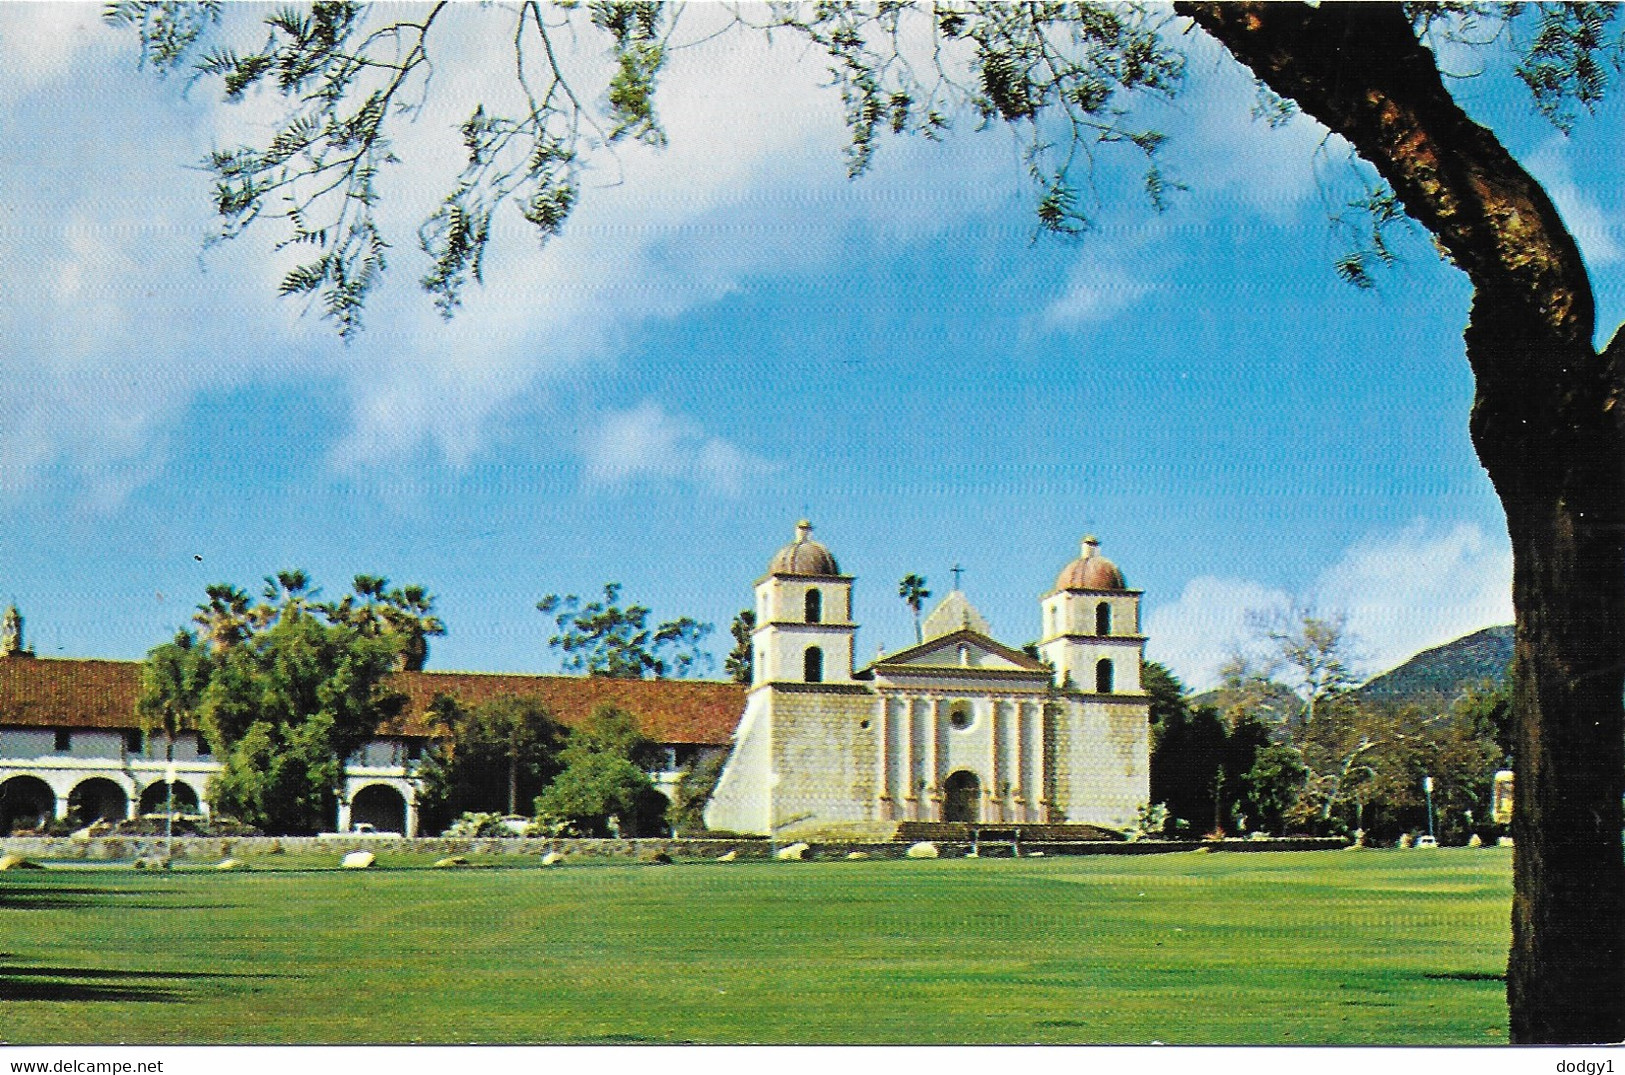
[1188,625,1513,719]
[1356,625,1514,706]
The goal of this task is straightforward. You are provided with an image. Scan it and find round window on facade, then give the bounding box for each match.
[949,702,973,730]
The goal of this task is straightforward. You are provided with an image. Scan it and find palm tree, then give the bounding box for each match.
[898,574,930,643]
[193,584,252,652]
[136,630,211,801]
[256,570,320,629]
[381,583,446,672]
[329,576,445,671]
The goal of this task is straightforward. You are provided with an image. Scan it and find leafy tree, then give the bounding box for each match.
[203,607,405,833]
[1237,743,1308,836]
[666,749,728,836]
[898,574,931,643]
[1455,676,1516,768]
[537,583,712,679]
[1145,662,1274,835]
[168,569,430,832]
[1249,604,1360,739]
[724,608,755,684]
[110,0,1625,1040]
[1142,660,1190,746]
[533,704,666,836]
[137,629,211,766]
[413,693,566,833]
[1150,702,1229,835]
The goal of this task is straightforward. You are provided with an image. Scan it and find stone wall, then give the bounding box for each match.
[2,834,1347,862]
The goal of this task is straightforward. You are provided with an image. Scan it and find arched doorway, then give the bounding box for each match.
[69,778,129,824]
[942,770,981,824]
[350,784,407,834]
[0,775,55,833]
[138,780,200,816]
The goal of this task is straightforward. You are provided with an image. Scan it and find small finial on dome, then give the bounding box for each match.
[796,519,813,539]
[1081,535,1099,558]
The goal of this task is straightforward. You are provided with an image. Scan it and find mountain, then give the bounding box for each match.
[1187,625,1514,718]
[1356,625,1514,706]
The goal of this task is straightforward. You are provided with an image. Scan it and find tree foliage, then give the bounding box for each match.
[412,693,566,833]
[1145,661,1275,835]
[537,583,712,679]
[204,605,405,833]
[136,629,211,760]
[724,608,755,684]
[666,748,728,836]
[532,704,666,836]
[897,573,930,643]
[154,569,437,832]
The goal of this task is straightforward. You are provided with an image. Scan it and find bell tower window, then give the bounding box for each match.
[805,589,822,624]
[1095,658,1114,694]
[803,646,824,683]
[1096,601,1111,636]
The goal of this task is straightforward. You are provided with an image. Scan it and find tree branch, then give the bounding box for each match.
[1177,2,1595,350]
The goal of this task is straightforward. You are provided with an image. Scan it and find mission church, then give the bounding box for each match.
[1,522,1149,839]
[707,522,1151,837]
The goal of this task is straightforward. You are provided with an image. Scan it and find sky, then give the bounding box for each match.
[2,4,1622,690]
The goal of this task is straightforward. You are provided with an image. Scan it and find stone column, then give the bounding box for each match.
[405,791,419,839]
[1034,704,1051,823]
[336,795,352,834]
[1026,702,1047,824]
[875,697,891,820]
[901,695,917,820]
[987,700,1001,823]
[926,697,942,821]
[1011,698,1028,823]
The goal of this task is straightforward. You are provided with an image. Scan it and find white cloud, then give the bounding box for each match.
[1316,520,1514,674]
[1146,520,1513,691]
[1526,138,1625,269]
[1145,576,1291,692]
[1045,252,1155,326]
[0,4,104,106]
[0,3,1039,499]
[582,401,776,496]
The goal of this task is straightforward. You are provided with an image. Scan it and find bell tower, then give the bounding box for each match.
[1,602,26,658]
[752,521,856,686]
[1037,536,1144,694]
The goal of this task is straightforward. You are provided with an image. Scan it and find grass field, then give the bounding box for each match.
[0,848,1513,1045]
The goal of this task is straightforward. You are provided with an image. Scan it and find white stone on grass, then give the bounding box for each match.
[0,852,43,870]
[844,851,868,860]
[775,842,809,861]
[340,850,375,870]
[215,858,245,871]
[905,841,939,859]
[541,851,565,866]
[716,850,738,862]
[433,856,469,868]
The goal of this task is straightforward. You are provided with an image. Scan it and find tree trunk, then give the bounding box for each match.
[1178,2,1625,1043]
[1469,298,1625,1044]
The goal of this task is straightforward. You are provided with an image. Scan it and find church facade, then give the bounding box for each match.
[706,523,1151,837]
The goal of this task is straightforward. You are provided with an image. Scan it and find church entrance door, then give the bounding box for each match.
[942,770,980,824]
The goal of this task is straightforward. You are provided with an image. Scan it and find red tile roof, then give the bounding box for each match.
[0,656,745,746]
[394,670,745,744]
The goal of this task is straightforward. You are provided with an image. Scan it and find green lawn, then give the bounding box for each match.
[0,848,1513,1045]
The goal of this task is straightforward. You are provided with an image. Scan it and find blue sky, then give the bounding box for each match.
[2,4,1622,688]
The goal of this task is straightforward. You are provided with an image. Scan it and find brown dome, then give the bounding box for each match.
[768,520,841,576]
[1054,535,1126,591]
